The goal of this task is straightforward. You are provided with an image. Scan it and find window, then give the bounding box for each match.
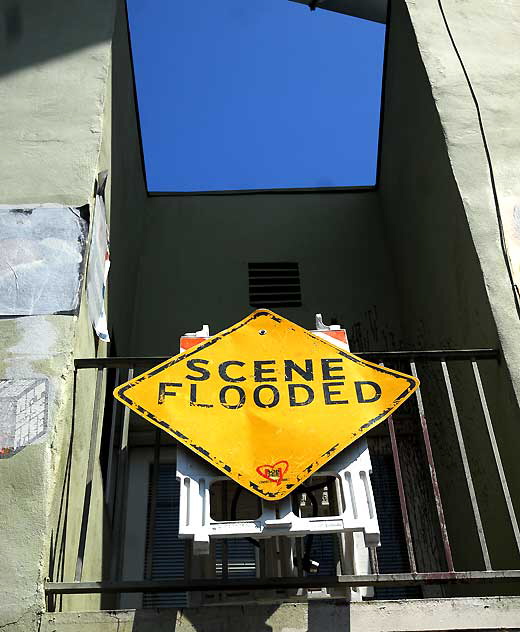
[127,0,386,192]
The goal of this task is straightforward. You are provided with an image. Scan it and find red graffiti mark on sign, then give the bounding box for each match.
[256,460,289,485]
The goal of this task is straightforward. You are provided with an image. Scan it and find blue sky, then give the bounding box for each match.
[127,0,386,192]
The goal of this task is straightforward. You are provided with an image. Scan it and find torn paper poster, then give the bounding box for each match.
[87,194,110,342]
[0,204,88,316]
[0,378,48,458]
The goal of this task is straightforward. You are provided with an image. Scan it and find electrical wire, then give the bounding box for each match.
[436,0,520,319]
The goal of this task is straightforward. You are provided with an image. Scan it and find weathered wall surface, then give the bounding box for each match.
[0,315,76,628]
[378,0,520,590]
[130,192,402,357]
[39,596,520,631]
[0,0,113,204]
[401,0,520,375]
[106,0,149,356]
[0,0,115,627]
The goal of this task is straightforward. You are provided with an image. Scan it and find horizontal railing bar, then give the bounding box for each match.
[45,570,520,594]
[74,349,500,369]
[358,349,499,361]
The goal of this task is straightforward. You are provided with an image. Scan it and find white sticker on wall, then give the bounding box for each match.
[0,379,48,458]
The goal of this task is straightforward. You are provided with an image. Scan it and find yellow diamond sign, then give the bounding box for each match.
[114,310,419,500]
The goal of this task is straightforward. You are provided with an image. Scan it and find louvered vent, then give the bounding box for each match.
[215,539,257,578]
[370,454,422,600]
[143,464,187,608]
[248,262,302,308]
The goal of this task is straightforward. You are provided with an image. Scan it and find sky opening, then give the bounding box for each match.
[127,0,386,192]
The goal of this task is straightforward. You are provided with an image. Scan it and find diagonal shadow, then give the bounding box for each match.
[0,0,114,79]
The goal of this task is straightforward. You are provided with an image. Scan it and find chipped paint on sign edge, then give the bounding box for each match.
[113,309,419,500]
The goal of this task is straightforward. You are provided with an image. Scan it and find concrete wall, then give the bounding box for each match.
[130,191,402,356]
[105,0,520,602]
[1,0,520,627]
[0,0,113,205]
[104,0,402,358]
[403,0,520,377]
[0,0,115,627]
[107,0,149,356]
[377,0,520,591]
[39,596,520,631]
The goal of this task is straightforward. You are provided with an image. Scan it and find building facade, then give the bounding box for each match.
[1,0,520,630]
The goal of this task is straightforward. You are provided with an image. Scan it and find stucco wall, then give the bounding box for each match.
[0,0,113,205]
[378,0,520,591]
[0,0,115,627]
[130,191,402,357]
[107,0,149,356]
[404,0,520,381]
[39,596,520,632]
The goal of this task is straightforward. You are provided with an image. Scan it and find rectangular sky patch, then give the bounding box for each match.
[127,0,386,192]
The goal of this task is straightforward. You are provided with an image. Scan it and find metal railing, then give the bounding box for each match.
[45,348,520,602]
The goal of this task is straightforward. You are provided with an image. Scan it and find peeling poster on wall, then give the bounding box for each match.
[86,187,110,342]
[0,204,88,316]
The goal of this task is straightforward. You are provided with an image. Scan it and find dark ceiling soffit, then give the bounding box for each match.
[147,185,376,197]
[288,0,387,24]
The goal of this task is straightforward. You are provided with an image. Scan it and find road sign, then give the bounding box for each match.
[114,310,419,500]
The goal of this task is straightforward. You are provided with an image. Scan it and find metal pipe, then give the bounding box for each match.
[45,569,520,595]
[74,349,499,369]
[105,368,120,523]
[441,361,491,570]
[110,367,134,583]
[75,367,104,582]
[472,360,520,555]
[145,428,161,580]
[410,361,454,572]
[388,415,417,573]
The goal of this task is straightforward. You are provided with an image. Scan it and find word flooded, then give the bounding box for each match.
[157,357,383,410]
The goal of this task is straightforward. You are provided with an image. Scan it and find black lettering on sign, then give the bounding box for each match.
[284,359,313,382]
[321,358,345,380]
[253,384,280,408]
[254,360,276,382]
[158,382,182,404]
[355,381,382,403]
[323,381,348,405]
[288,383,314,407]
[218,360,245,382]
[189,383,213,408]
[185,359,210,381]
[220,385,246,409]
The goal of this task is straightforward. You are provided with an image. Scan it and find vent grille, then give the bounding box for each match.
[370,454,422,600]
[143,464,187,608]
[248,262,302,308]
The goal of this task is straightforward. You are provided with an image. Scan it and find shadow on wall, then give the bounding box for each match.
[130,601,351,632]
[0,0,114,78]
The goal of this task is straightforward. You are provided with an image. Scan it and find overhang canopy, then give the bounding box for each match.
[288,0,387,24]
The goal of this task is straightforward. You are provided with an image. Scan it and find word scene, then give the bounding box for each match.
[157,357,385,410]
